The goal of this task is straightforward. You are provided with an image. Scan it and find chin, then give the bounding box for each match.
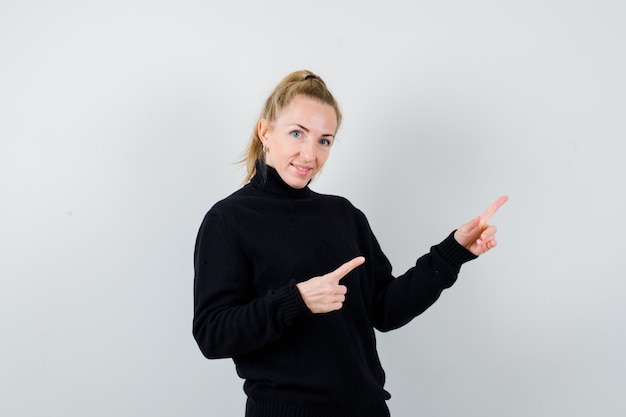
[287,179,309,189]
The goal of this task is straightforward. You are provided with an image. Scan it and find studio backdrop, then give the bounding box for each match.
[1,1,624,416]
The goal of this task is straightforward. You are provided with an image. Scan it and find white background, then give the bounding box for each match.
[1,1,625,416]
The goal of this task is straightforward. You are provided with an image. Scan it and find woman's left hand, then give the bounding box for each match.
[454,196,508,256]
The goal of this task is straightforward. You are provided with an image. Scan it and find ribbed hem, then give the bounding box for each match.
[246,399,390,417]
[436,231,477,267]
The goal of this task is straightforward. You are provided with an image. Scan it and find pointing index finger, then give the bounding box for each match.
[481,195,508,223]
[330,256,365,282]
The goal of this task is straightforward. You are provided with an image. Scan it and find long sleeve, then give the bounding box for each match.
[192,211,310,359]
[361,221,476,332]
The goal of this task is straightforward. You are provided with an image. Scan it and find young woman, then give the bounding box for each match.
[193,70,507,417]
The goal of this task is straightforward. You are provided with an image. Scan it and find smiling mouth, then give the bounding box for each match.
[292,163,313,174]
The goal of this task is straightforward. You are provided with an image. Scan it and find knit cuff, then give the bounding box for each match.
[436,231,477,268]
[276,281,313,326]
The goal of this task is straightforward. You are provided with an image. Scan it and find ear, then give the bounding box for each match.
[258,119,270,145]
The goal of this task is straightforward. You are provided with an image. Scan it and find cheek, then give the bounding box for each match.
[317,150,331,165]
[275,141,296,156]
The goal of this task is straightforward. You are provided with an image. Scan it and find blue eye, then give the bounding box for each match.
[290,130,302,138]
[319,138,332,146]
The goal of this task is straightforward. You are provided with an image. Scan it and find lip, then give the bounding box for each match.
[291,163,314,176]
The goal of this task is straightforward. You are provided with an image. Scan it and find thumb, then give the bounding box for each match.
[459,215,481,235]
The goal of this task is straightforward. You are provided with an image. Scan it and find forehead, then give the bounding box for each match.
[276,95,338,132]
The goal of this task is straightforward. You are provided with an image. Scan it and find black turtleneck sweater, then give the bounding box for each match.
[193,163,477,417]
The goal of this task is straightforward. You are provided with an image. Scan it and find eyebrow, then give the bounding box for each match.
[294,124,335,138]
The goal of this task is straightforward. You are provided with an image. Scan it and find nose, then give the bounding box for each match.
[299,138,315,162]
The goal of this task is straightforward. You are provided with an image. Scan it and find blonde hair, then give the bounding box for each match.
[239,70,342,183]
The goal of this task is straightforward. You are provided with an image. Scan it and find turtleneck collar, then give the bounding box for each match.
[250,160,313,199]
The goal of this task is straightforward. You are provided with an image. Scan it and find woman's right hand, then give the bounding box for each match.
[296,257,365,313]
